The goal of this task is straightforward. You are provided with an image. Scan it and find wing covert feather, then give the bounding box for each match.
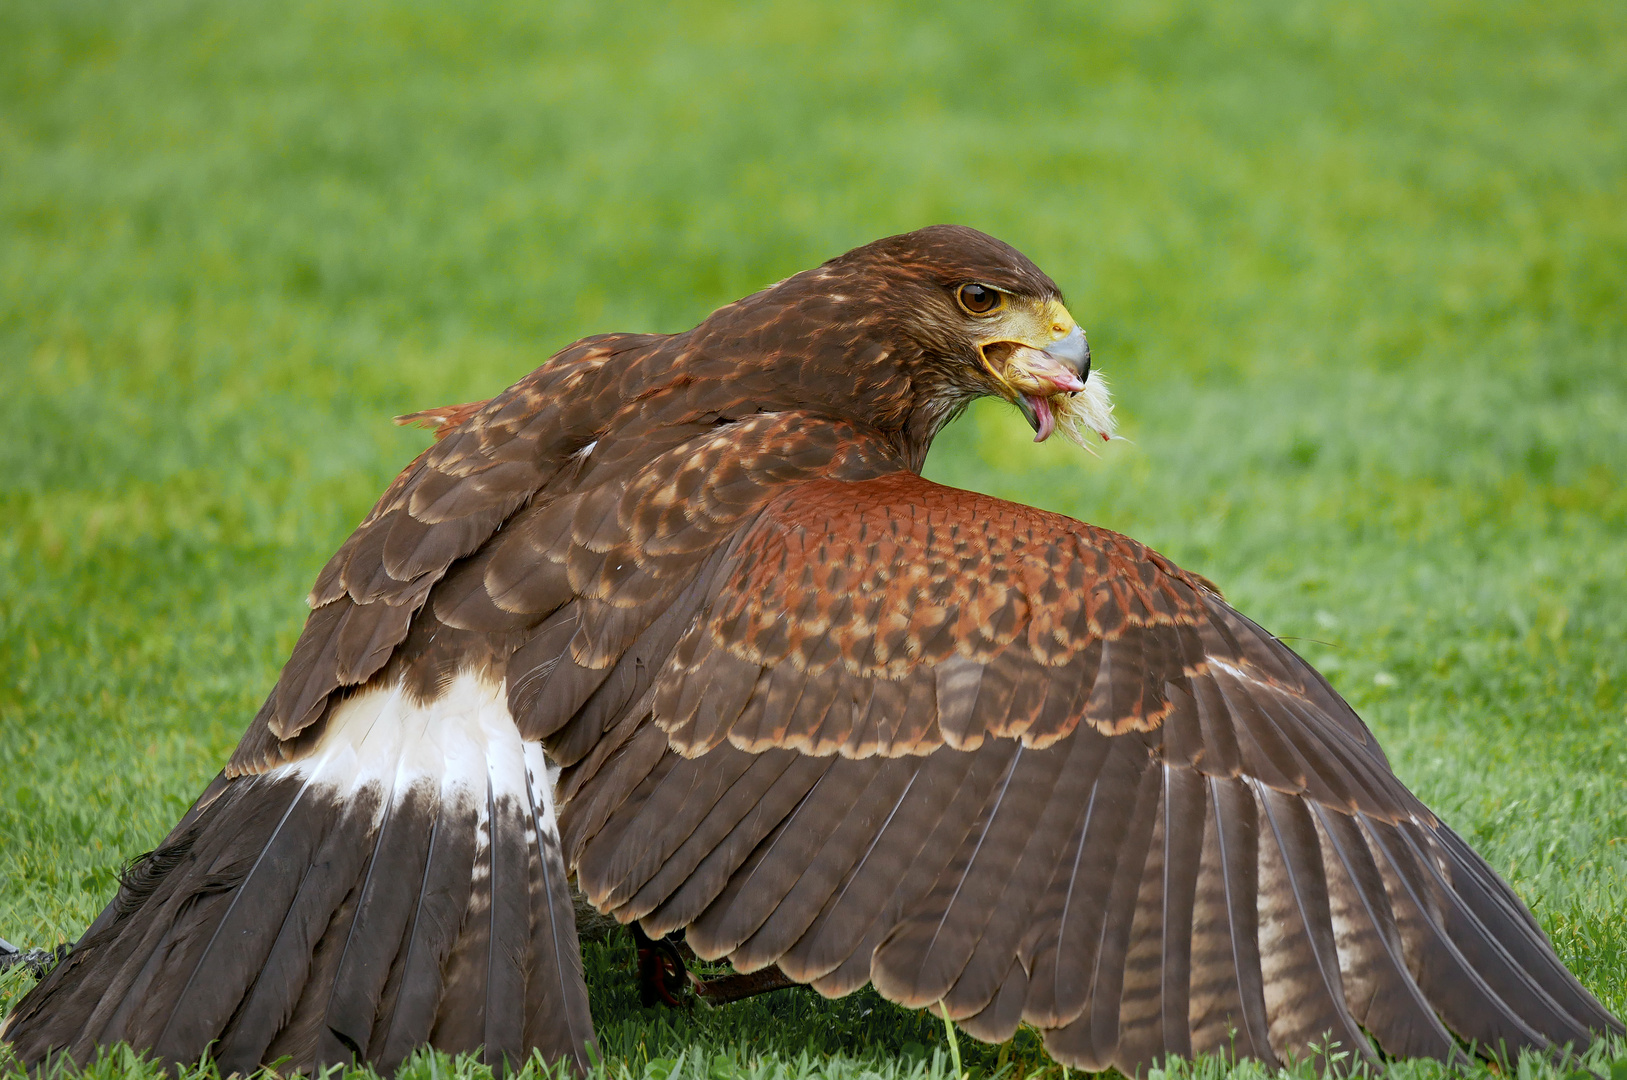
[563,468,1620,1071]
[215,381,1622,1070]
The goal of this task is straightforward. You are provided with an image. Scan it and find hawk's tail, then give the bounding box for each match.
[1,677,594,1075]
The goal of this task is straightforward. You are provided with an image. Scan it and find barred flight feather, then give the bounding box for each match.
[9,226,1618,1076]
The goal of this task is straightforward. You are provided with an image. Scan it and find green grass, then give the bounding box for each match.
[2,0,1625,1075]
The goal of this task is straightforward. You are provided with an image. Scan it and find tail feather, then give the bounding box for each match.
[425,780,501,1060]
[522,744,595,1069]
[314,780,441,1067]
[158,781,380,1064]
[77,777,307,1058]
[481,774,534,1067]
[2,674,596,1075]
[2,797,207,1059]
[374,793,482,1069]
[261,858,374,1067]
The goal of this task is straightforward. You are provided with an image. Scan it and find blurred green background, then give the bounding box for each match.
[2,0,1624,1073]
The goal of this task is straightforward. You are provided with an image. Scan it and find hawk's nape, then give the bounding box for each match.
[3,226,1619,1074]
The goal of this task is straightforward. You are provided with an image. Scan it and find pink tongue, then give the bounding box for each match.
[1027,394,1055,442]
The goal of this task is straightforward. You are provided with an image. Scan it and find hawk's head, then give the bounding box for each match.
[678,226,1115,469]
[773,225,1116,453]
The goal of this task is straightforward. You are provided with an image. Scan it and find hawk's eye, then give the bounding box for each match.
[956,283,1002,316]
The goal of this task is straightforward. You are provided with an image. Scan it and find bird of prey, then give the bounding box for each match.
[4,226,1620,1074]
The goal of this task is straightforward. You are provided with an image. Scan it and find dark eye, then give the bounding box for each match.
[956,283,1002,316]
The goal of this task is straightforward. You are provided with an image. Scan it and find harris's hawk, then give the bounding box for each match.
[4,226,1620,1073]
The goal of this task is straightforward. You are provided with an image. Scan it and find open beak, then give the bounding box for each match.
[1010,327,1090,438]
[984,323,1108,443]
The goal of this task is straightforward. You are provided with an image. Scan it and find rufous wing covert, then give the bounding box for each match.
[4,226,1619,1074]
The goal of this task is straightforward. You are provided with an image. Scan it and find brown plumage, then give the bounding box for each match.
[3,226,1619,1074]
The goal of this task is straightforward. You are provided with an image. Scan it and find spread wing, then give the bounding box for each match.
[560,471,1620,1071]
[21,224,1615,1078]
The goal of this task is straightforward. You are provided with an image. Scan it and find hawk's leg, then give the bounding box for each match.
[627,925,798,1008]
[689,966,799,1007]
[631,924,691,1009]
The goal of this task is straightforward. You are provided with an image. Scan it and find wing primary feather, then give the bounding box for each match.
[1183,775,1275,1064]
[692,756,903,967]
[1360,813,1554,1048]
[1208,666,1304,793]
[927,729,1114,1021]
[1020,737,1147,1028]
[625,748,802,926]
[1306,804,1460,1062]
[1429,823,1622,1038]
[1107,763,1174,1069]
[957,956,1028,1044]
[920,746,1024,963]
[793,745,1020,992]
[768,763,934,981]
[1389,818,1594,1046]
[1155,766,1205,1060]
[562,724,674,876]
[582,748,759,911]
[641,753,835,936]
[1251,780,1373,1064]
[1210,775,1275,1062]
[684,762,846,958]
[1087,758,1166,1063]
[869,744,1027,1005]
[1036,754,1161,1070]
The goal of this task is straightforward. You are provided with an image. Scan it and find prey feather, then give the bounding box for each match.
[994,343,1118,453]
[1053,369,1117,453]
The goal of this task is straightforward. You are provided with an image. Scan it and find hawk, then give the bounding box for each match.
[4,227,1619,1073]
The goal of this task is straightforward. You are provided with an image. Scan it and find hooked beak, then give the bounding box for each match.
[991,326,1093,441]
[1044,325,1091,385]
[974,297,1113,447]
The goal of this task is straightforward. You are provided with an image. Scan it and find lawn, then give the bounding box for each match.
[1,0,1624,1076]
